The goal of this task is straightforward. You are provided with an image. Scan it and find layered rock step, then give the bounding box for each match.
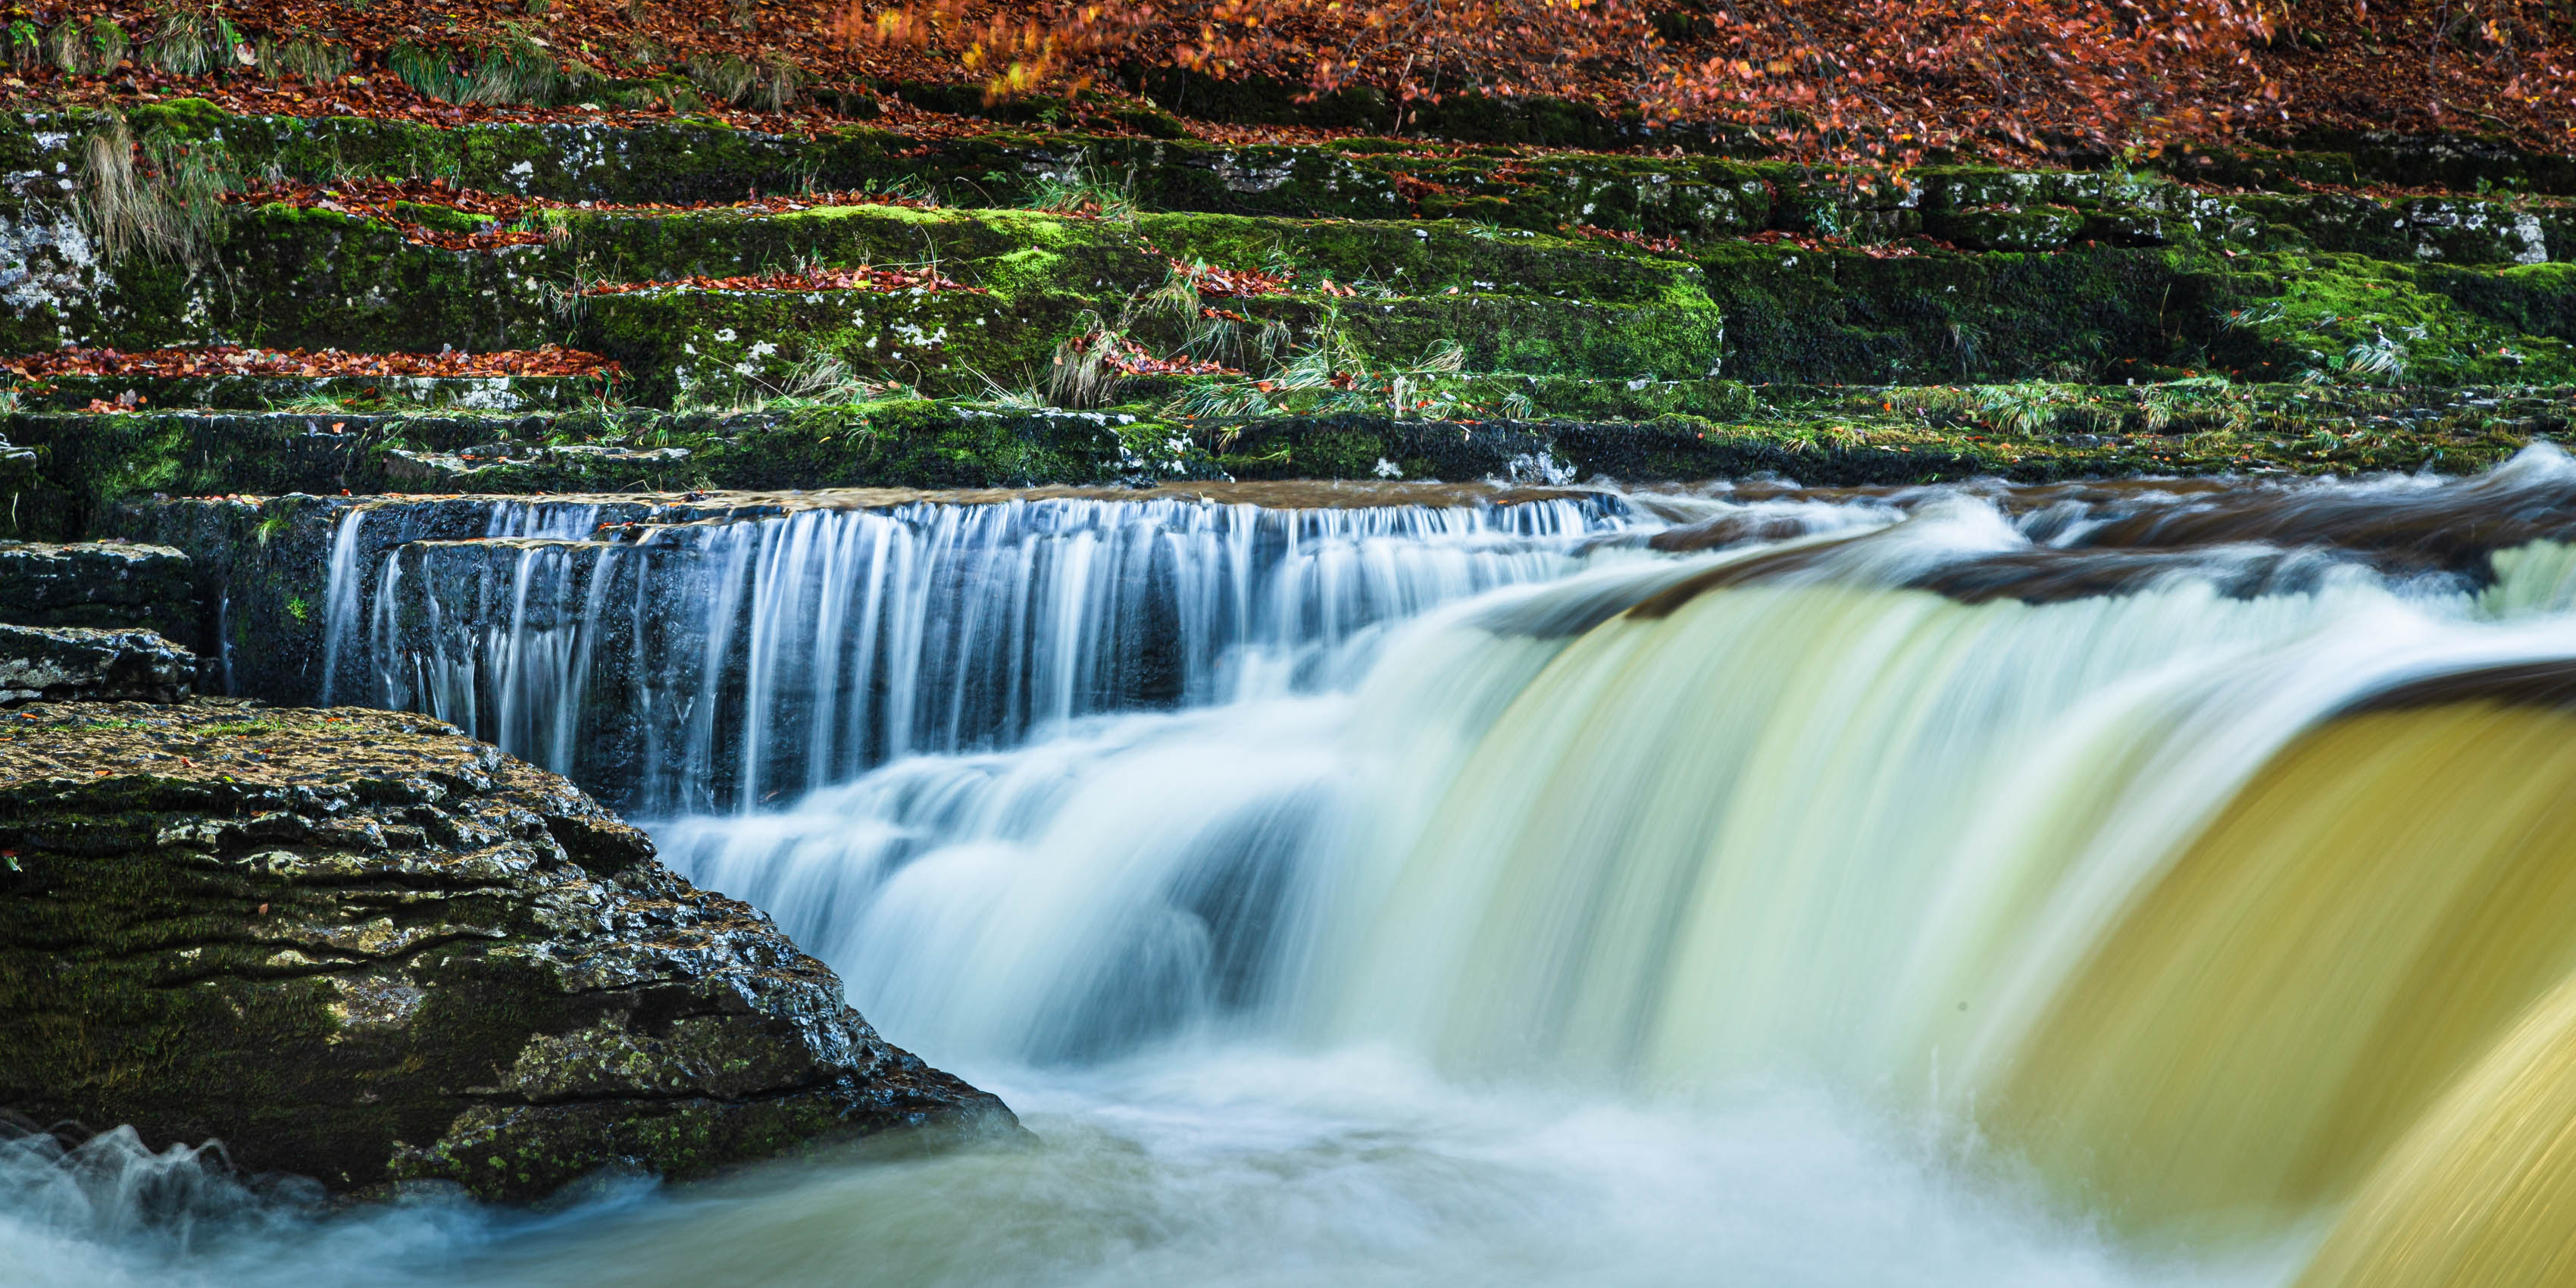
[0,540,200,703]
[0,623,193,704]
[10,380,2558,537]
[2,106,2573,549]
[0,110,2568,547]
[0,702,1013,1199]
[72,197,2576,388]
[0,539,192,633]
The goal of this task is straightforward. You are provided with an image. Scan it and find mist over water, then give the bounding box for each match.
[27,455,2576,1286]
[0,1050,2279,1288]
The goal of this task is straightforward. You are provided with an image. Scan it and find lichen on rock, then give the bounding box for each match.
[0,702,1014,1201]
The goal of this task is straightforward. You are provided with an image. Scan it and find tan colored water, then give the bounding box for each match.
[1990,705,2576,1234]
[2297,968,2576,1287]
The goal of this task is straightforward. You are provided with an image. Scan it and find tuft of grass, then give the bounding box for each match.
[1946,320,1986,377]
[2138,374,2242,433]
[759,352,882,407]
[2297,335,2412,387]
[1023,167,1136,221]
[1145,259,1202,323]
[968,370,1050,411]
[2218,299,2287,333]
[392,36,570,106]
[1048,314,1129,409]
[852,174,937,205]
[76,119,236,266]
[141,2,214,76]
[388,44,471,102]
[46,16,125,76]
[89,15,132,70]
[274,393,355,414]
[1177,380,1269,418]
[685,52,756,103]
[1886,386,1972,420]
[1971,382,2065,436]
[683,52,800,111]
[1165,323,1481,422]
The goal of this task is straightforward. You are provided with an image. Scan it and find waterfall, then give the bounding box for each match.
[2293,955,2576,1288]
[324,493,1633,811]
[313,506,371,705]
[1987,701,2576,1233]
[240,450,2576,1286]
[650,452,2576,1284]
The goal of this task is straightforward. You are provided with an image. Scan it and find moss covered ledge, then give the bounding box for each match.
[0,702,1015,1200]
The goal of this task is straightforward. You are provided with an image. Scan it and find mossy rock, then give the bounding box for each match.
[1933,205,2087,253]
[0,702,1014,1199]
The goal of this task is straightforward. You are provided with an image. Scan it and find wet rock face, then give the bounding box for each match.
[0,703,1011,1201]
[0,624,195,704]
[0,541,193,636]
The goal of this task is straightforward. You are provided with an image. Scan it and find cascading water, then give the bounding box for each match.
[652,451,2576,1282]
[31,454,2576,1286]
[322,492,1636,811]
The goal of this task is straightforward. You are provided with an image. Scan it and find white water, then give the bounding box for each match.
[24,455,2576,1286]
[664,498,2576,1088]
[328,496,1633,811]
[3,1048,2274,1288]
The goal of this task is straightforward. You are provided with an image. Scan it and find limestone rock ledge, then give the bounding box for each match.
[0,702,1013,1201]
[0,540,194,636]
[0,624,196,704]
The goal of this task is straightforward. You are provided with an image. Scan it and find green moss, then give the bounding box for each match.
[214,203,564,352]
[1931,204,2087,252]
[1692,242,2205,384]
[2418,260,2576,348]
[2207,252,2576,384]
[2,411,404,539]
[586,286,1079,404]
[389,202,497,234]
[1138,213,1703,304]
[1198,381,2562,483]
[124,96,228,142]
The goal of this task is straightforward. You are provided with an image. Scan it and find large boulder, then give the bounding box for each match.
[0,702,1011,1200]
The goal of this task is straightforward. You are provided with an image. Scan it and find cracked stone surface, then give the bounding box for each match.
[0,702,1013,1200]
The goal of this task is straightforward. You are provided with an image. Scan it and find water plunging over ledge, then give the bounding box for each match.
[317,489,1637,811]
[28,453,2576,1286]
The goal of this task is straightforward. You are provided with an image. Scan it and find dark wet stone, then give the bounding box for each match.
[0,624,195,705]
[0,703,1014,1202]
[0,541,193,636]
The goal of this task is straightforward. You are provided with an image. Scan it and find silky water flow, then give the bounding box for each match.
[22,456,2576,1286]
